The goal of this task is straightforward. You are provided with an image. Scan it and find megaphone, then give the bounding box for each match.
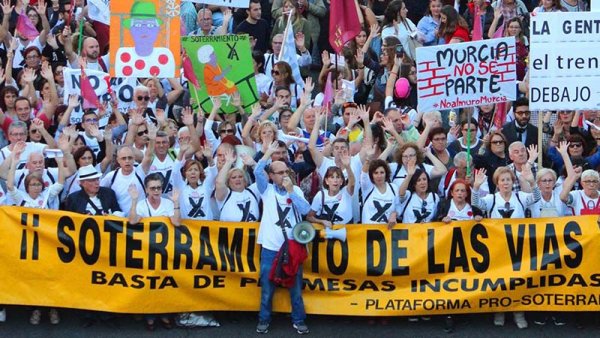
[292,221,316,244]
[324,227,347,242]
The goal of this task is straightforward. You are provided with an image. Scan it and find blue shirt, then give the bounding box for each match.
[417,15,445,46]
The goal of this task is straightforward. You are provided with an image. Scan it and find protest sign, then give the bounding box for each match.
[182,0,249,9]
[1,206,599,316]
[63,69,138,125]
[416,37,517,112]
[181,35,258,114]
[529,12,600,110]
[110,0,181,77]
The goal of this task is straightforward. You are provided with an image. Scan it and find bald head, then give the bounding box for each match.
[83,37,100,60]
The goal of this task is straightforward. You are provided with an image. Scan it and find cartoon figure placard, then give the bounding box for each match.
[182,35,258,114]
[110,0,180,77]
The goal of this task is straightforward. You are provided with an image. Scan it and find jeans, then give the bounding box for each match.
[258,248,306,324]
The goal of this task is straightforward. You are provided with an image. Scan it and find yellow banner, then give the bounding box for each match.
[1,206,599,315]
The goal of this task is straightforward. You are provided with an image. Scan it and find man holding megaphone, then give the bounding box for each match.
[253,141,311,335]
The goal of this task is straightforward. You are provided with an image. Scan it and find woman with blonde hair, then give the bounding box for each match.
[472,165,540,329]
[215,148,260,222]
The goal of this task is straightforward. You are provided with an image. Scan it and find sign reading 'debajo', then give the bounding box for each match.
[529,12,600,110]
[416,37,516,112]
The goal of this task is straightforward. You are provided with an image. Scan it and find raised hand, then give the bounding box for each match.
[473,168,487,189]
[527,144,538,163]
[182,106,194,126]
[1,0,13,15]
[147,122,158,140]
[240,153,257,167]
[557,141,569,155]
[128,184,139,201]
[68,94,80,108]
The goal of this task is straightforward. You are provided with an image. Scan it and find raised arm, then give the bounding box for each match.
[35,1,51,46]
[288,77,314,130]
[308,107,326,168]
[166,78,184,105]
[140,122,158,174]
[6,143,25,191]
[341,153,355,196]
[128,184,141,224]
[215,146,235,202]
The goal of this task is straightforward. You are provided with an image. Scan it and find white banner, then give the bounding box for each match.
[88,0,110,25]
[529,12,600,110]
[182,0,249,8]
[62,69,138,126]
[416,37,517,112]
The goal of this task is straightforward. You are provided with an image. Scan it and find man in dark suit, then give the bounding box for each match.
[64,165,123,216]
[502,97,538,148]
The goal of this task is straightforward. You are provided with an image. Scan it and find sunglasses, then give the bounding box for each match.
[515,111,531,116]
[220,129,235,134]
[491,140,505,145]
[137,96,150,101]
[30,129,40,134]
[569,143,583,148]
[137,130,148,136]
[148,186,162,191]
[271,70,280,76]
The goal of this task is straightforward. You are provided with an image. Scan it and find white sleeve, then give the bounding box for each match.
[360,171,374,194]
[310,191,323,213]
[172,160,185,189]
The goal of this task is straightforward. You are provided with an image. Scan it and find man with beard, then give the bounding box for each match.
[502,96,538,148]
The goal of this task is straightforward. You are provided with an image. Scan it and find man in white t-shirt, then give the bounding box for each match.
[253,142,311,334]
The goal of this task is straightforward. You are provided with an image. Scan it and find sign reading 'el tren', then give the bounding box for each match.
[529,12,600,110]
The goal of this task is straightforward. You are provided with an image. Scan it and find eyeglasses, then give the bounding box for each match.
[30,129,40,134]
[271,70,280,76]
[148,186,162,191]
[559,111,572,115]
[491,140,505,145]
[582,180,599,184]
[84,118,98,123]
[515,110,531,116]
[402,153,416,159]
[540,179,555,184]
[280,114,292,119]
[271,170,288,175]
[29,182,43,187]
[137,130,148,136]
[220,129,235,134]
[569,143,583,148]
[408,71,416,75]
[137,96,150,101]
[10,132,26,137]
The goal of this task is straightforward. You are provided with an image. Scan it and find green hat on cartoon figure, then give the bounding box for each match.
[123,0,163,27]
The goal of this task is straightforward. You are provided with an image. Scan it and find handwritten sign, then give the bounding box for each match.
[529,12,600,110]
[416,37,517,112]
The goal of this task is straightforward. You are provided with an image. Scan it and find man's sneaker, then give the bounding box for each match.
[513,312,528,329]
[30,310,41,325]
[493,313,505,326]
[533,316,548,326]
[293,321,309,335]
[256,321,270,334]
[444,316,455,333]
[177,313,220,327]
[0,308,6,322]
[49,309,60,325]
[552,316,567,326]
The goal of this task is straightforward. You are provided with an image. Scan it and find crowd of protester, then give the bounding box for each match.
[0,0,596,334]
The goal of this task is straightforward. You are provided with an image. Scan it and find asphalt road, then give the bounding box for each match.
[1,307,600,337]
